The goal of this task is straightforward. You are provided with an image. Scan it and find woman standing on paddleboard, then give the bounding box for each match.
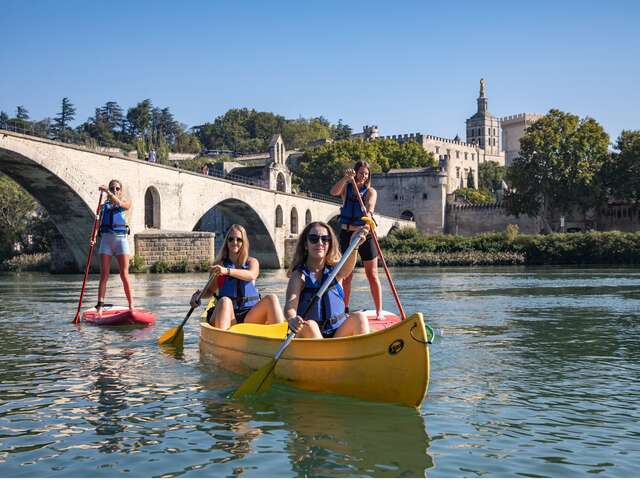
[329,160,383,320]
[95,179,133,315]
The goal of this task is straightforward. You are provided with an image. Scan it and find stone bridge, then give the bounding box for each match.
[0,130,414,270]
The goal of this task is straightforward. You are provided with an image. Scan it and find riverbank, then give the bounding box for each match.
[0,253,51,272]
[379,228,640,266]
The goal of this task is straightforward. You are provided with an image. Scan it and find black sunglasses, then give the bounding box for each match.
[109,186,121,192]
[308,234,331,244]
[227,236,243,243]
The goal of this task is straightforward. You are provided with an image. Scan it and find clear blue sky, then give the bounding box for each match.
[1,0,638,142]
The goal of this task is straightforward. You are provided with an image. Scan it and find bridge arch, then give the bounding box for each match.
[0,146,95,270]
[194,198,279,268]
[144,186,161,229]
[275,205,283,227]
[290,207,298,234]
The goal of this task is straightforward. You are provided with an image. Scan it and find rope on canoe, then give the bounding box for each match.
[410,322,434,344]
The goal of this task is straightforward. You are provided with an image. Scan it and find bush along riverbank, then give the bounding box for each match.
[379,227,640,266]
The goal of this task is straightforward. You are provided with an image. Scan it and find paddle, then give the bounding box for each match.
[233,228,365,398]
[350,178,407,320]
[157,272,218,346]
[72,191,104,324]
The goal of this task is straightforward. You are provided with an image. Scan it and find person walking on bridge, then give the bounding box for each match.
[95,179,134,315]
[329,160,383,320]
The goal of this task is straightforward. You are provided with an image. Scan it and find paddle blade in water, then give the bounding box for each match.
[157,326,183,346]
[232,359,276,398]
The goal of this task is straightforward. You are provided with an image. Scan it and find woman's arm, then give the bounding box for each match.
[364,187,377,215]
[284,272,306,332]
[209,257,259,282]
[99,186,132,210]
[329,168,356,198]
[336,228,368,282]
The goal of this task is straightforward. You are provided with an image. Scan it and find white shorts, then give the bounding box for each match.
[98,233,130,257]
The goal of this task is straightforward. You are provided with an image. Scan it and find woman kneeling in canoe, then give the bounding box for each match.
[285,221,370,339]
[190,224,284,329]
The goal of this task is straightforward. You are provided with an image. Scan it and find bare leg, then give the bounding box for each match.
[212,297,235,330]
[116,254,133,310]
[295,319,323,339]
[334,311,370,338]
[97,254,111,314]
[363,258,383,319]
[243,294,284,325]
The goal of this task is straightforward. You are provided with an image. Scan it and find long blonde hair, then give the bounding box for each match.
[215,224,250,266]
[287,221,340,277]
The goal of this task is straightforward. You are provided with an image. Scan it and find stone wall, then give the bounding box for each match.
[446,203,541,235]
[598,205,640,232]
[134,231,215,268]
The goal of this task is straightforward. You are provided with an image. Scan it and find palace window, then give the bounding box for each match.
[456,151,460,159]
[464,152,468,160]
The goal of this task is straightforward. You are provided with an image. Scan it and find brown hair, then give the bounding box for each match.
[215,224,250,266]
[287,221,340,276]
[353,160,372,189]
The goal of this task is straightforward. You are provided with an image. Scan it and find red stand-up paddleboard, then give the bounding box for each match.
[82,305,156,326]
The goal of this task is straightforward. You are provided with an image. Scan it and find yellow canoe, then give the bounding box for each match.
[199,312,430,407]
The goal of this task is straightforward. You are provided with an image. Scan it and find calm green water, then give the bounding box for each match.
[1,267,639,477]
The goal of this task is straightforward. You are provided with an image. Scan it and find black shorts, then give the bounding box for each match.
[339,228,378,262]
[206,306,251,324]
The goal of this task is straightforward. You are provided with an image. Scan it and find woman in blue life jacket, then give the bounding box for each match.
[329,160,383,320]
[285,221,370,339]
[95,179,133,315]
[190,224,284,330]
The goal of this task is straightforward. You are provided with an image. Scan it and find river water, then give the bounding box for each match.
[0,267,639,477]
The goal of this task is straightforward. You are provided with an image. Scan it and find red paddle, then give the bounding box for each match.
[72,191,104,324]
[351,178,406,320]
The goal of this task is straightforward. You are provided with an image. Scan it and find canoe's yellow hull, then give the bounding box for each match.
[199,312,430,407]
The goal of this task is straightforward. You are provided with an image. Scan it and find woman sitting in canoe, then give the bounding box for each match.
[95,179,133,315]
[190,224,284,330]
[285,221,370,339]
[329,160,383,320]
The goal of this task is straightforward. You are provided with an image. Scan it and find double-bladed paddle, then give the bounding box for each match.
[232,228,365,398]
[157,272,218,346]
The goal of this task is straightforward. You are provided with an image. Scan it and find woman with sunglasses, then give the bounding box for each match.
[285,221,370,339]
[95,179,133,315]
[190,224,284,329]
[330,160,383,320]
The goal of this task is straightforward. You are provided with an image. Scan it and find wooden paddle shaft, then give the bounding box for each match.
[350,178,406,320]
[73,191,104,323]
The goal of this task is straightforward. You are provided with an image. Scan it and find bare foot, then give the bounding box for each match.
[376,311,385,321]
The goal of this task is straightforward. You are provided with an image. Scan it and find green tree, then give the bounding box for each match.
[52,97,76,141]
[505,109,609,230]
[295,138,436,194]
[127,99,152,139]
[175,130,202,153]
[0,175,37,260]
[0,111,9,129]
[332,119,353,140]
[454,187,493,204]
[603,130,640,203]
[16,106,29,120]
[100,101,125,132]
[478,160,505,191]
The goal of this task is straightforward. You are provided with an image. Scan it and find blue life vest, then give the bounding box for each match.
[215,259,260,311]
[99,201,129,235]
[339,183,368,226]
[297,265,347,335]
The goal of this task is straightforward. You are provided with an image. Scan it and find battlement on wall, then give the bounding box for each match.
[500,113,543,123]
[380,132,476,148]
[447,202,503,211]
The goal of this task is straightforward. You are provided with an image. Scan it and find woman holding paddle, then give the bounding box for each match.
[95,179,133,315]
[285,221,370,339]
[329,160,383,320]
[190,224,284,330]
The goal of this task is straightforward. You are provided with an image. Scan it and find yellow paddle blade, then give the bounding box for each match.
[157,326,184,346]
[199,297,217,319]
[229,322,288,339]
[361,215,377,232]
[232,359,276,398]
